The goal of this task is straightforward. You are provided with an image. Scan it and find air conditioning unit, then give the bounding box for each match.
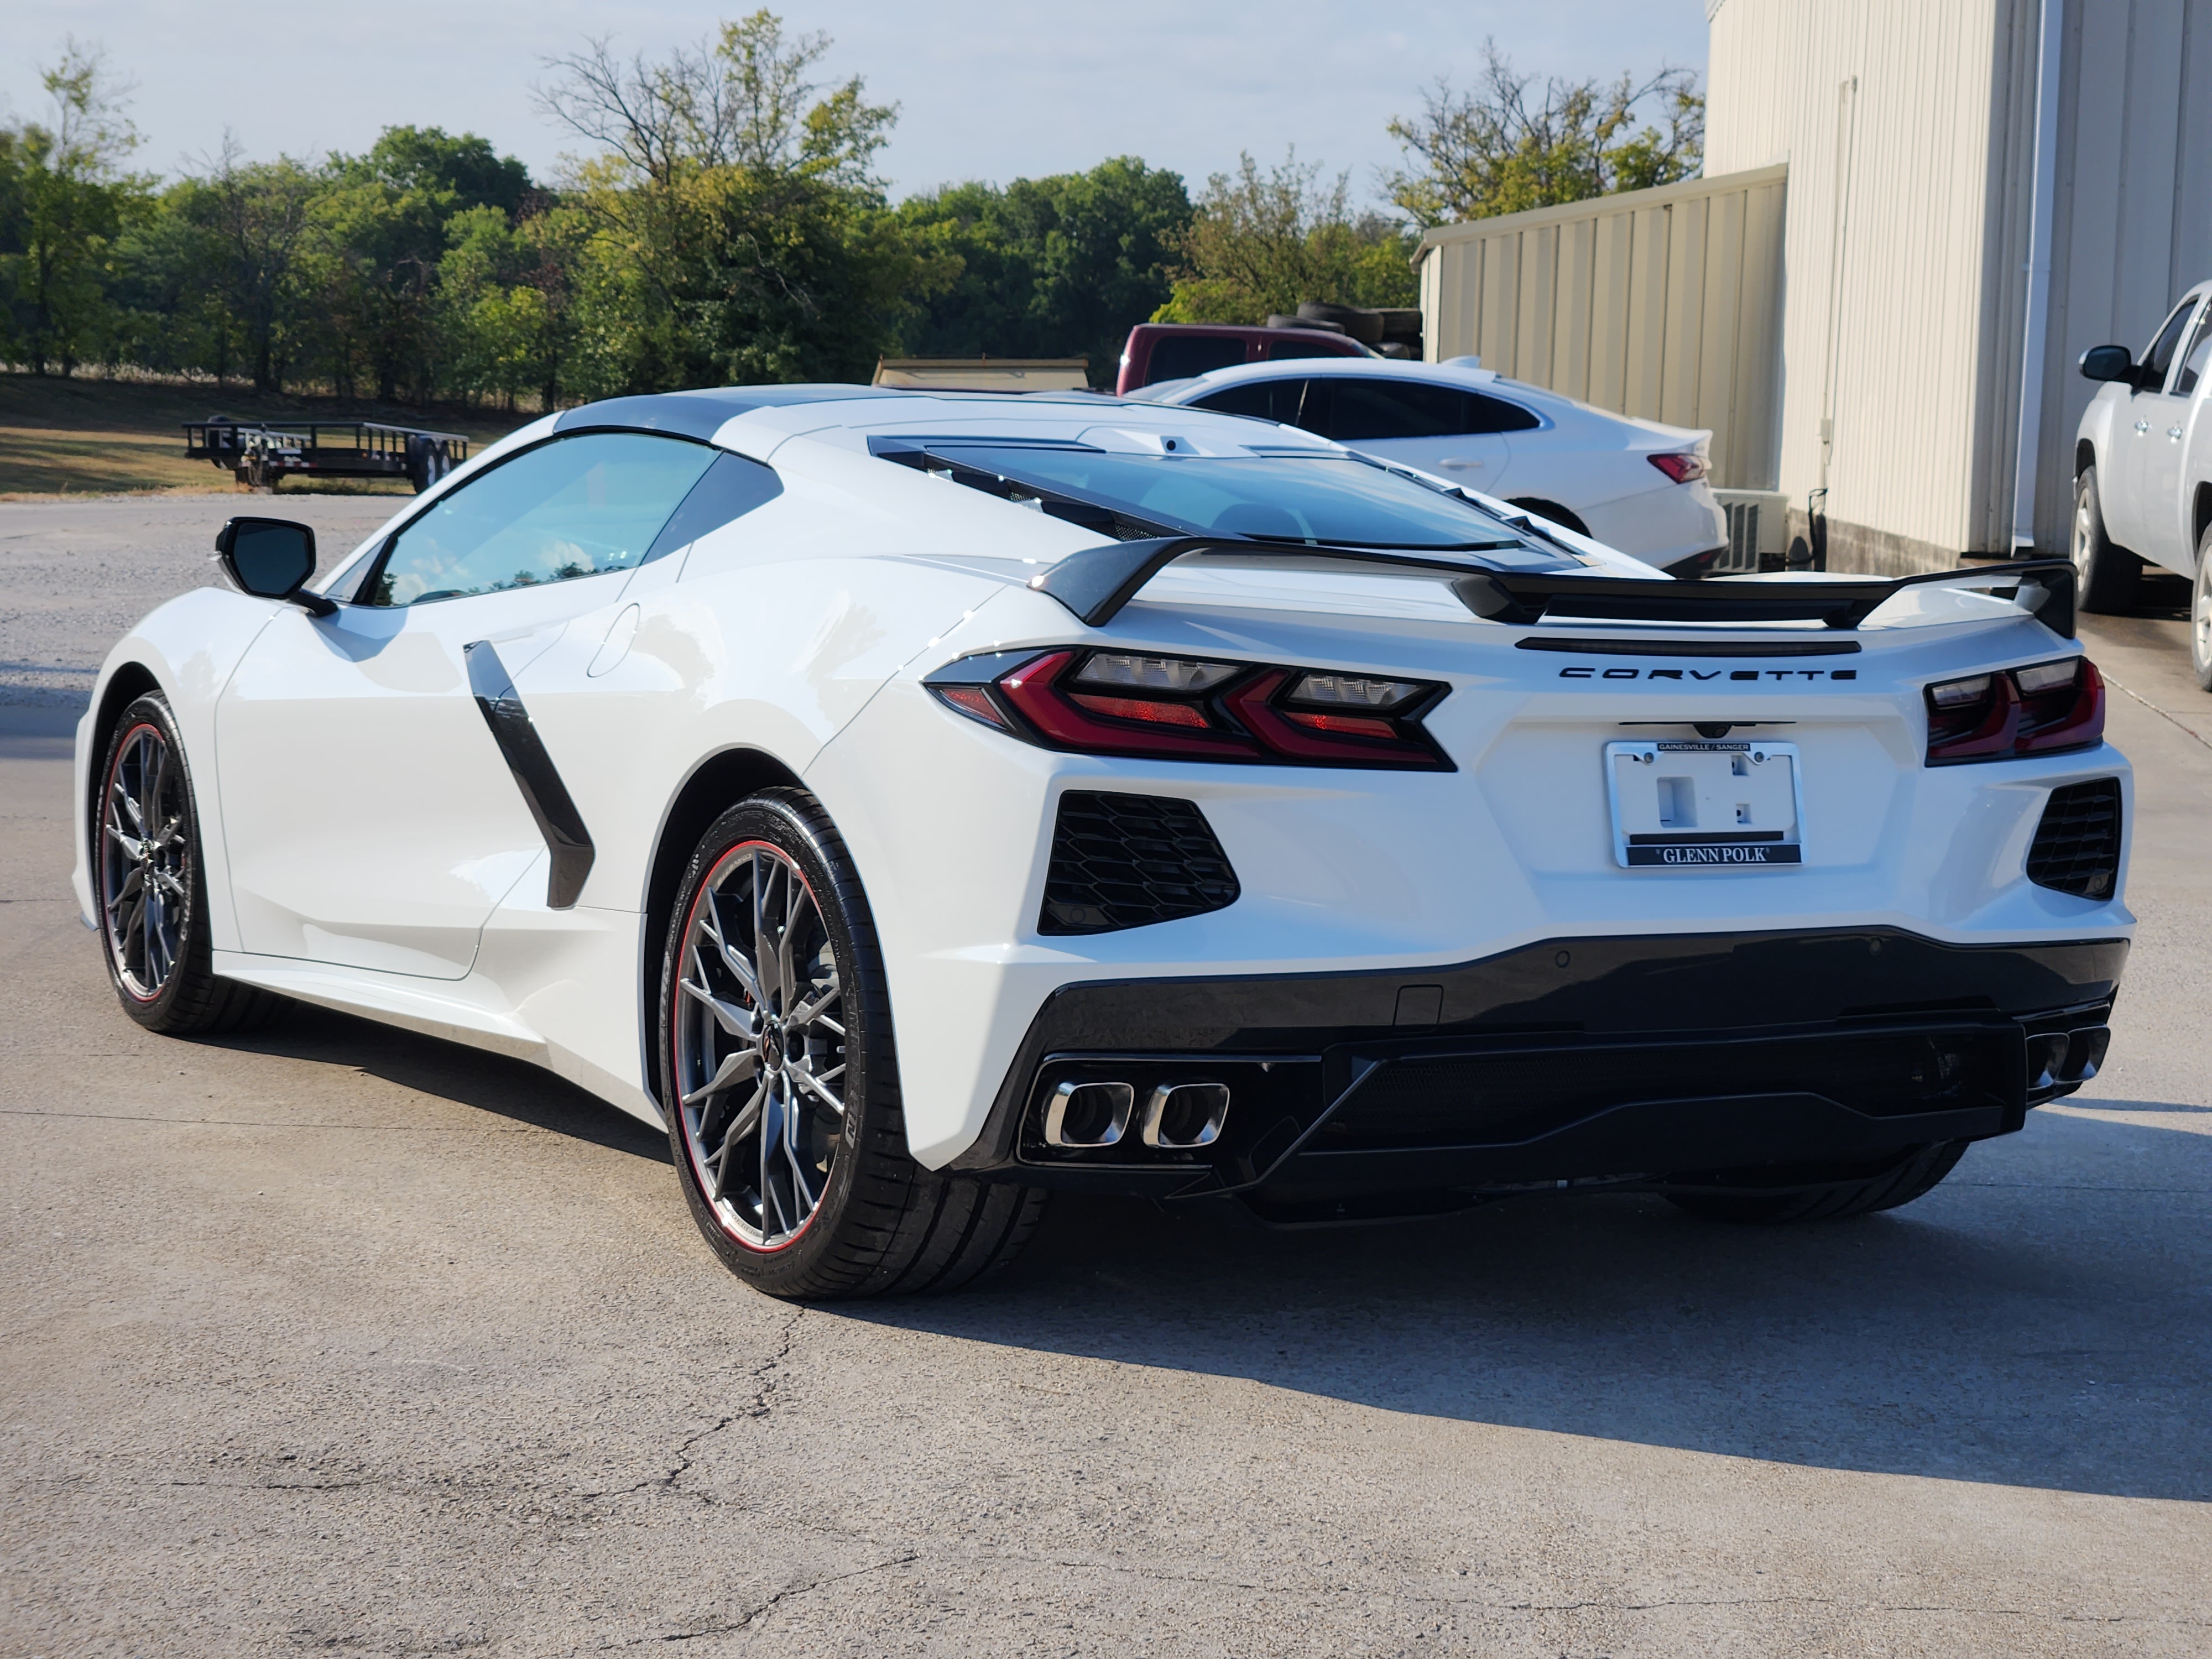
[1710,489,1791,573]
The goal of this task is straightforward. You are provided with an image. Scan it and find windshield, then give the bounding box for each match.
[922,444,1530,552]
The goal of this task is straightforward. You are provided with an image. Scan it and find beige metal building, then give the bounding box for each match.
[1419,0,2212,575]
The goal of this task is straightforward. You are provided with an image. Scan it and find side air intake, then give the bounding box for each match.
[1039,791,1239,935]
[2025,779,2122,899]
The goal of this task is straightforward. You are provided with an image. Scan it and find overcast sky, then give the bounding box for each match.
[3,2,1709,206]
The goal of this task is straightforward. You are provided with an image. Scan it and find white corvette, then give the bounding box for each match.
[75,387,2132,1298]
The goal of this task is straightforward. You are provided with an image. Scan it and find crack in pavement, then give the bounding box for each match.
[592,1552,924,1650]
[2101,667,2212,752]
[577,1307,805,1507]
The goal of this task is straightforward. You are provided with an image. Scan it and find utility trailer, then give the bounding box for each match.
[184,418,469,493]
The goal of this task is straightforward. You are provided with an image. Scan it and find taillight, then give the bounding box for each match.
[1648,451,1709,484]
[1925,657,2103,765]
[925,649,1450,769]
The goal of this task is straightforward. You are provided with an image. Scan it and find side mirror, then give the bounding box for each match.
[2079,344,2136,384]
[215,518,334,616]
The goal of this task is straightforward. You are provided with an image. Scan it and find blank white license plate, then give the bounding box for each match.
[1604,740,1803,868]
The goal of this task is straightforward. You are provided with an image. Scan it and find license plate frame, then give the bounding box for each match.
[1604,738,1806,869]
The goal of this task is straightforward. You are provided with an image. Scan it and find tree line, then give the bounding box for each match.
[0,17,1700,405]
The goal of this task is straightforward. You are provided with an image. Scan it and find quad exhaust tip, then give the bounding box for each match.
[2027,1025,2111,1090]
[1042,1079,1232,1150]
[1142,1081,1232,1149]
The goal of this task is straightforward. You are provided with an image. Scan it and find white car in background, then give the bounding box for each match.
[2072,276,2212,687]
[1128,357,1729,574]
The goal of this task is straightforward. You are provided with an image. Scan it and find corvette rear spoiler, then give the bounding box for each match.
[1027,539,2078,639]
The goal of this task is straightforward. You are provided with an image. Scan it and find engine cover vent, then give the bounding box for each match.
[2026,779,2122,899]
[1039,791,1240,935]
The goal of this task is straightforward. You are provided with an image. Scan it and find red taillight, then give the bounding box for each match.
[1925,658,2103,765]
[928,650,1449,768]
[1648,451,1709,484]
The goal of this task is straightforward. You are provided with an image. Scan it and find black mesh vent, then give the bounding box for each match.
[1040,792,1240,935]
[2026,779,2122,898]
[1322,1028,2007,1151]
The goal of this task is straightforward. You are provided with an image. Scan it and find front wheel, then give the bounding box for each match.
[1663,1140,1969,1225]
[2191,524,2212,691]
[2073,466,2141,613]
[95,693,279,1035]
[658,789,1044,1299]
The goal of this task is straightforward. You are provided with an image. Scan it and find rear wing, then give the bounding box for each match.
[1027,539,2078,639]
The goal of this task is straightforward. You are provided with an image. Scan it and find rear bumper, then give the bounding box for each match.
[951,927,2127,1211]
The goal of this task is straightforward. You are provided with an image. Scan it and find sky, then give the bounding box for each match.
[3,1,1710,206]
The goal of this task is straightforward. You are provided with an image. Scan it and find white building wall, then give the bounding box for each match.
[1707,0,2034,572]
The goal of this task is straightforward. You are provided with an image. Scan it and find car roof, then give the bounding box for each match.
[555,384,1352,449]
[1165,357,1509,391]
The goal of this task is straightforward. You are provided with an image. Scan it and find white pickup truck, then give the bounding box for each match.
[2073,278,2212,687]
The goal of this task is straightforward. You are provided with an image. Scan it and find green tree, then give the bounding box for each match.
[187,140,321,392]
[897,158,1192,385]
[437,196,588,409]
[1155,150,1416,325]
[0,41,146,374]
[107,176,238,379]
[1385,42,1703,227]
[538,9,941,390]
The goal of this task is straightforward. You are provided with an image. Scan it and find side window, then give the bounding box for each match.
[2141,299,2199,388]
[1146,335,1249,385]
[1465,392,1542,434]
[361,433,775,607]
[2173,306,2212,396]
[1319,378,1477,441]
[1192,379,1309,426]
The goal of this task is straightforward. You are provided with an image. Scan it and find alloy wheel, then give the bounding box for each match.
[100,723,190,1001]
[671,840,848,1250]
[2072,487,2094,580]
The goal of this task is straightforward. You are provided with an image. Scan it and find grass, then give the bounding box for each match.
[0,373,534,499]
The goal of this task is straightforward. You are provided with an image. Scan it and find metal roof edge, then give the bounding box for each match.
[1413,163,1790,260]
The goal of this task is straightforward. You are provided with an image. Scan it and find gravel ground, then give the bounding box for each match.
[2,497,2208,1657]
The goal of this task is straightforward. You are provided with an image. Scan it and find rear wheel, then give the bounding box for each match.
[2072,466,2141,613]
[2191,524,2212,691]
[1663,1140,1969,1225]
[95,693,280,1035]
[659,789,1044,1299]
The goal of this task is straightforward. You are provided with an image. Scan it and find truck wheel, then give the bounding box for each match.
[1662,1140,1969,1225]
[2192,524,2212,691]
[2072,467,2140,613]
[658,789,1045,1298]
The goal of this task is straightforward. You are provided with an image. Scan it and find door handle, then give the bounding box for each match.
[2135,419,2151,433]
[1437,456,1486,471]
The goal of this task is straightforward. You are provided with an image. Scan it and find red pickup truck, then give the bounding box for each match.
[1115,322,1370,396]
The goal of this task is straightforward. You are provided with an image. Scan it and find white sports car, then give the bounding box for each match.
[75,387,2131,1298]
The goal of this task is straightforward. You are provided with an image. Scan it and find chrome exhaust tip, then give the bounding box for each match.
[1044,1080,1134,1148]
[1141,1081,1231,1150]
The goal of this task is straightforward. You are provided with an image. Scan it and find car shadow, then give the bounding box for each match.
[844,1103,2212,1503]
[199,1001,670,1164]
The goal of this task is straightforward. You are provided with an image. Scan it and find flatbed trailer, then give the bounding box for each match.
[184,418,469,493]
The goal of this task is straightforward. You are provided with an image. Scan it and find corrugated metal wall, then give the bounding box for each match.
[1414,166,1788,491]
[2030,0,2212,552]
[1706,0,2032,569]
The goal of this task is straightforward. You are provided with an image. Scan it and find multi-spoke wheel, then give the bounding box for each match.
[673,838,850,1249]
[658,790,1045,1298]
[93,693,278,1034]
[2192,524,2212,692]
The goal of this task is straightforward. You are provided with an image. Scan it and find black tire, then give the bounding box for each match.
[2191,524,2212,692]
[93,693,281,1036]
[2072,466,2141,613]
[1506,497,1592,539]
[1663,1140,1969,1225]
[657,789,1045,1300]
